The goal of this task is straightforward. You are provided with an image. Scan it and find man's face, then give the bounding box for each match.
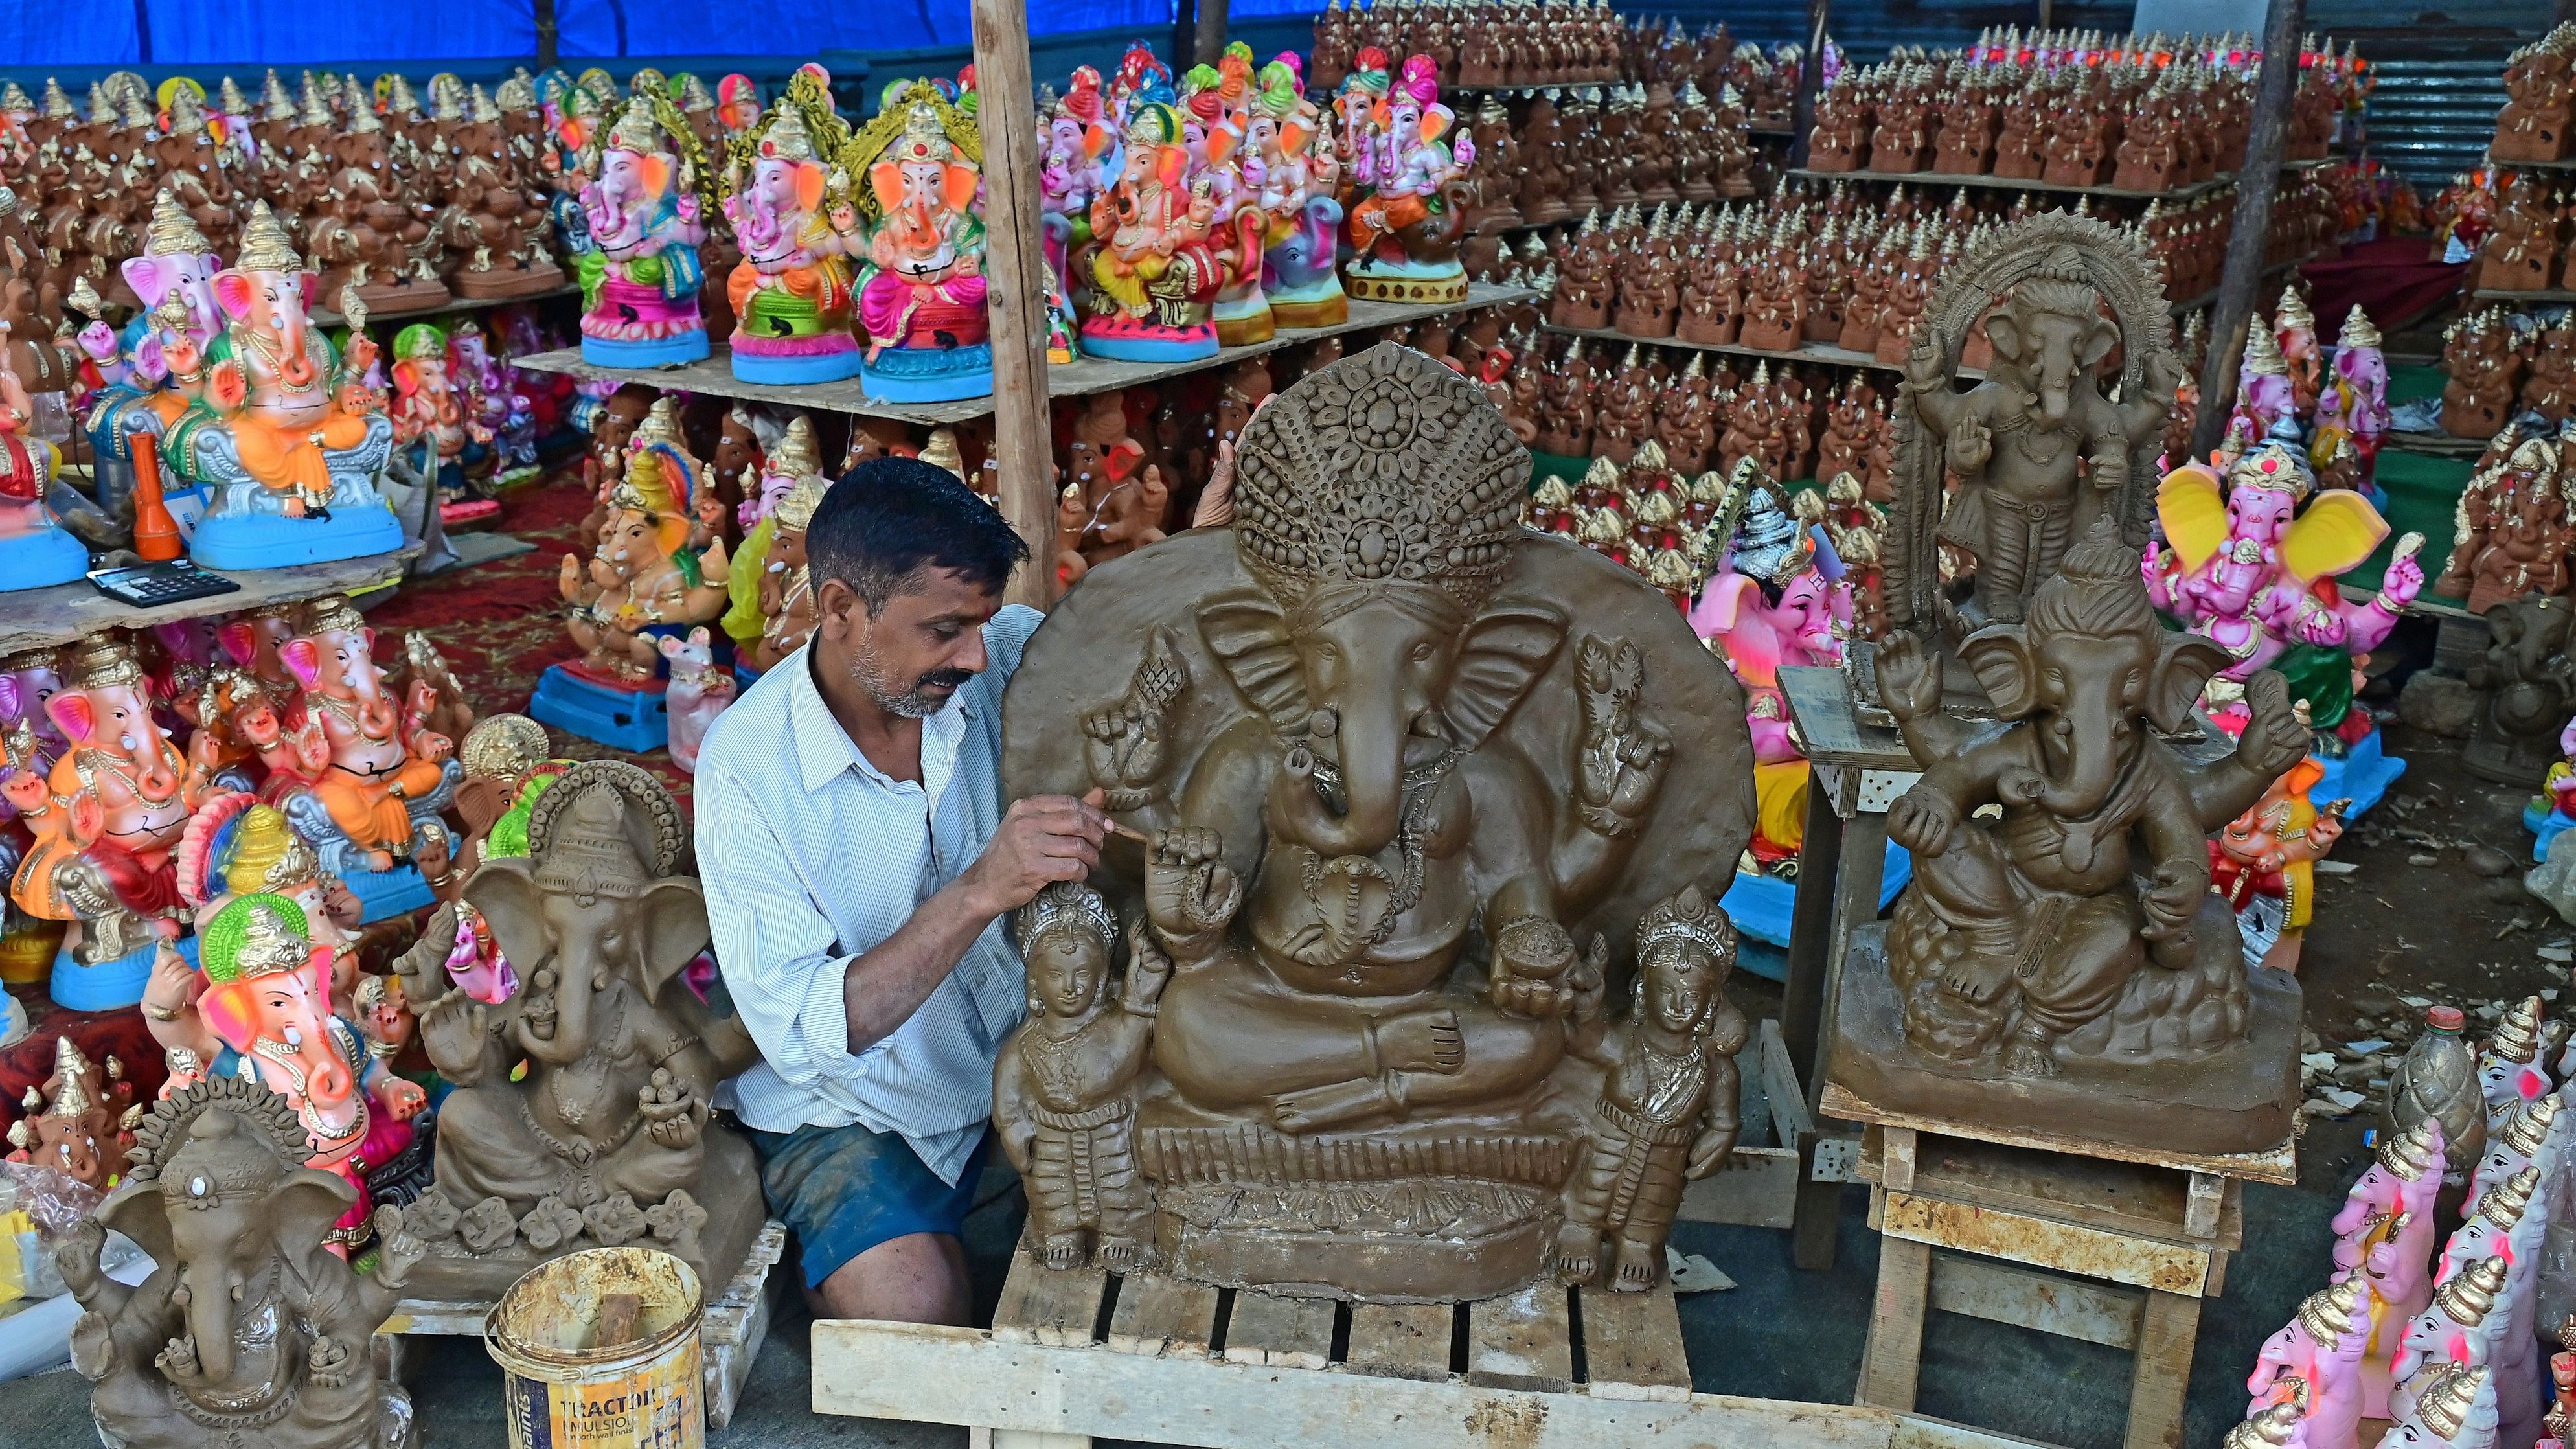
[824,566,1001,719]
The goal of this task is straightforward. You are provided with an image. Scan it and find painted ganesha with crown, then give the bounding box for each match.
[999,344,1757,1300]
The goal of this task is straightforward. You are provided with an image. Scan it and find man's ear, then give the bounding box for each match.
[812,575,866,639]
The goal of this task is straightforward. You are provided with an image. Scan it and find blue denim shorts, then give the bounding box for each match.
[745,1120,989,1290]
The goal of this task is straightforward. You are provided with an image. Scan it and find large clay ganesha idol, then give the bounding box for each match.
[159,201,403,570]
[841,80,994,403]
[1000,344,1758,1300]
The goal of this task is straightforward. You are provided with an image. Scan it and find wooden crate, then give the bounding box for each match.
[374,1220,785,1431]
[815,1240,2044,1449]
[1675,1017,1813,1232]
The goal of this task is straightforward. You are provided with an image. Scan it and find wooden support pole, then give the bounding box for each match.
[1788,0,1831,170]
[533,0,558,66]
[1173,0,1203,73]
[2188,0,2305,462]
[972,0,1060,608]
[1196,0,1233,76]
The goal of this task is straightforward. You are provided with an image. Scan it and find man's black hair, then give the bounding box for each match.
[806,457,1030,615]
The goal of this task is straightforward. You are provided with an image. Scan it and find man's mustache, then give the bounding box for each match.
[915,668,975,694]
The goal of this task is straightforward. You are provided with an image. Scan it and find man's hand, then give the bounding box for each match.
[964,793,1112,915]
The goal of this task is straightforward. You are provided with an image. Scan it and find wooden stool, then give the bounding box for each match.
[1826,1086,2293,1449]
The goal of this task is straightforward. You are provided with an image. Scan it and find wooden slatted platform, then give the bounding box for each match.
[815,1238,2040,1449]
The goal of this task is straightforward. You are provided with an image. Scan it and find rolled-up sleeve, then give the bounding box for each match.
[697,781,887,1108]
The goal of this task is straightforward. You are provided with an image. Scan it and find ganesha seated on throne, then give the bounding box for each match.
[999,344,1758,1300]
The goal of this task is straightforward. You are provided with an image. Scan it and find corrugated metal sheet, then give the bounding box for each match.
[2366,52,2510,189]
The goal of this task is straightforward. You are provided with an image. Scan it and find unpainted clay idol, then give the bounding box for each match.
[1001,343,1758,1301]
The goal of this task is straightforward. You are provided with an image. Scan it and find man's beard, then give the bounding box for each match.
[850,652,975,719]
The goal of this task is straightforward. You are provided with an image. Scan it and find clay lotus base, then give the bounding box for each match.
[1343,265,1469,306]
[1827,917,2302,1157]
[394,1129,768,1305]
[449,260,570,300]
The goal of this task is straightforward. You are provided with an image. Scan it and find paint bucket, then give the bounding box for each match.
[485,1247,705,1449]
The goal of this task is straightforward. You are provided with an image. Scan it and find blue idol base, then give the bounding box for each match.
[731,347,866,386]
[2312,729,2405,821]
[2528,799,2574,862]
[530,663,669,752]
[861,343,997,403]
[1077,324,1218,363]
[580,330,711,369]
[343,862,434,924]
[0,525,91,591]
[1725,844,1914,971]
[54,932,196,1014]
[190,500,406,570]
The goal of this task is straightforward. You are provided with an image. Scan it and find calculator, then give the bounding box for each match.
[86,559,242,608]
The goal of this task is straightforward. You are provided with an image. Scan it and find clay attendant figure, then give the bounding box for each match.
[573,94,711,367]
[1555,886,1742,1290]
[993,884,1171,1272]
[720,69,860,385]
[844,81,994,401]
[158,203,404,569]
[1867,520,2310,1096]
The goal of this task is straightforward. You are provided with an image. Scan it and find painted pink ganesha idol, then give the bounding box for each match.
[576,95,710,369]
[852,82,995,404]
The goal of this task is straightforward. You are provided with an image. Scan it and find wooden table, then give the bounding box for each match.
[1775,665,1920,1270]
[508,285,1538,427]
[0,546,418,656]
[1830,1084,2287,1449]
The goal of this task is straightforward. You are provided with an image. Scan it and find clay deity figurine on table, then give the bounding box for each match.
[2443,312,2525,441]
[2208,757,2347,974]
[60,1074,425,1449]
[1834,519,2313,1151]
[5,633,218,1010]
[2146,421,2422,739]
[6,1036,138,1189]
[2439,436,2573,615]
[993,884,1170,1272]
[1082,102,1224,363]
[572,94,711,367]
[837,80,993,398]
[717,69,859,385]
[141,895,435,1260]
[157,203,403,569]
[387,321,492,510]
[1688,462,1852,871]
[0,336,85,590]
[81,188,226,523]
[268,596,466,920]
[1342,56,1477,305]
[2465,595,2576,786]
[1553,886,1743,1290]
[2314,306,2391,493]
[171,794,361,1007]
[536,425,733,751]
[738,420,828,675]
[1889,215,2179,637]
[384,761,765,1301]
[997,343,1758,1299]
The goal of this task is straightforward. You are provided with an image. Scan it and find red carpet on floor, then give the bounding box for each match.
[2300,235,2468,336]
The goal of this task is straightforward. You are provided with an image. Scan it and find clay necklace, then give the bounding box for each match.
[170,1260,299,1430]
[73,744,181,805]
[1296,747,1462,965]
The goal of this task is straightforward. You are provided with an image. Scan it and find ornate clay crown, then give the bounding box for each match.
[2229,418,2316,501]
[2242,323,2288,379]
[2375,1119,2437,1179]
[769,415,824,480]
[2501,1092,2560,1156]
[146,187,214,258]
[526,762,687,899]
[2274,284,2315,336]
[495,73,539,111]
[1637,885,1731,961]
[1722,461,1814,589]
[2490,996,2543,1062]
[2337,306,2384,353]
[220,805,322,897]
[303,593,368,638]
[634,394,685,450]
[2434,1255,2506,1326]
[1231,343,1529,616]
[60,633,146,690]
[144,1084,312,1207]
[233,201,302,274]
[2224,1402,2303,1449]
[1126,102,1185,150]
[762,103,819,163]
[895,103,953,164]
[2415,1362,2490,1443]
[2295,1275,2364,1348]
[1016,880,1119,957]
[606,95,668,155]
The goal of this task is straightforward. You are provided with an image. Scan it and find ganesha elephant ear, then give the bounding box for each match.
[1981,310,2023,366]
[1197,585,1308,733]
[269,1167,362,1252]
[2154,463,2229,574]
[1444,602,1569,747]
[635,876,711,1006]
[95,1180,177,1272]
[2149,632,2235,735]
[2279,490,2390,585]
[1957,624,2041,720]
[460,859,546,977]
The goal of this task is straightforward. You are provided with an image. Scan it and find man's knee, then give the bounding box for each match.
[814,1232,972,1325]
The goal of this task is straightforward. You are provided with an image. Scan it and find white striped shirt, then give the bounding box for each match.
[695,604,1042,1185]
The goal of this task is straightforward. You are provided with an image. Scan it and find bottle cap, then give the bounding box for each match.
[2427,1005,2465,1033]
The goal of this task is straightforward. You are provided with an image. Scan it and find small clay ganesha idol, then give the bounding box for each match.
[1083,104,1224,362]
[719,67,860,385]
[0,336,86,591]
[1340,54,1476,305]
[845,80,993,402]
[160,203,404,570]
[573,94,712,367]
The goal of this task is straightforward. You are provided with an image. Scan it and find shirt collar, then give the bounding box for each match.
[786,643,974,797]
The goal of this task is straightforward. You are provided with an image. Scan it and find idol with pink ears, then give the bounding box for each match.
[1341,54,1476,305]
[573,95,711,368]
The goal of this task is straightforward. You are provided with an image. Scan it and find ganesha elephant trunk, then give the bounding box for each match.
[1276,702,1408,860]
[2038,378,2073,428]
[2029,707,2131,823]
[173,1270,240,1384]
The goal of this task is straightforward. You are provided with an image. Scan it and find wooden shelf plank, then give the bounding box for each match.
[1104,1274,1221,1358]
[1223,1292,1334,1371]
[1577,1286,1692,1402]
[508,284,1536,426]
[1540,322,1985,380]
[312,282,582,328]
[2470,288,2576,304]
[1822,1080,2297,1185]
[0,545,419,656]
[1788,166,2239,203]
[1464,1284,1573,1393]
[990,1248,1108,1348]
